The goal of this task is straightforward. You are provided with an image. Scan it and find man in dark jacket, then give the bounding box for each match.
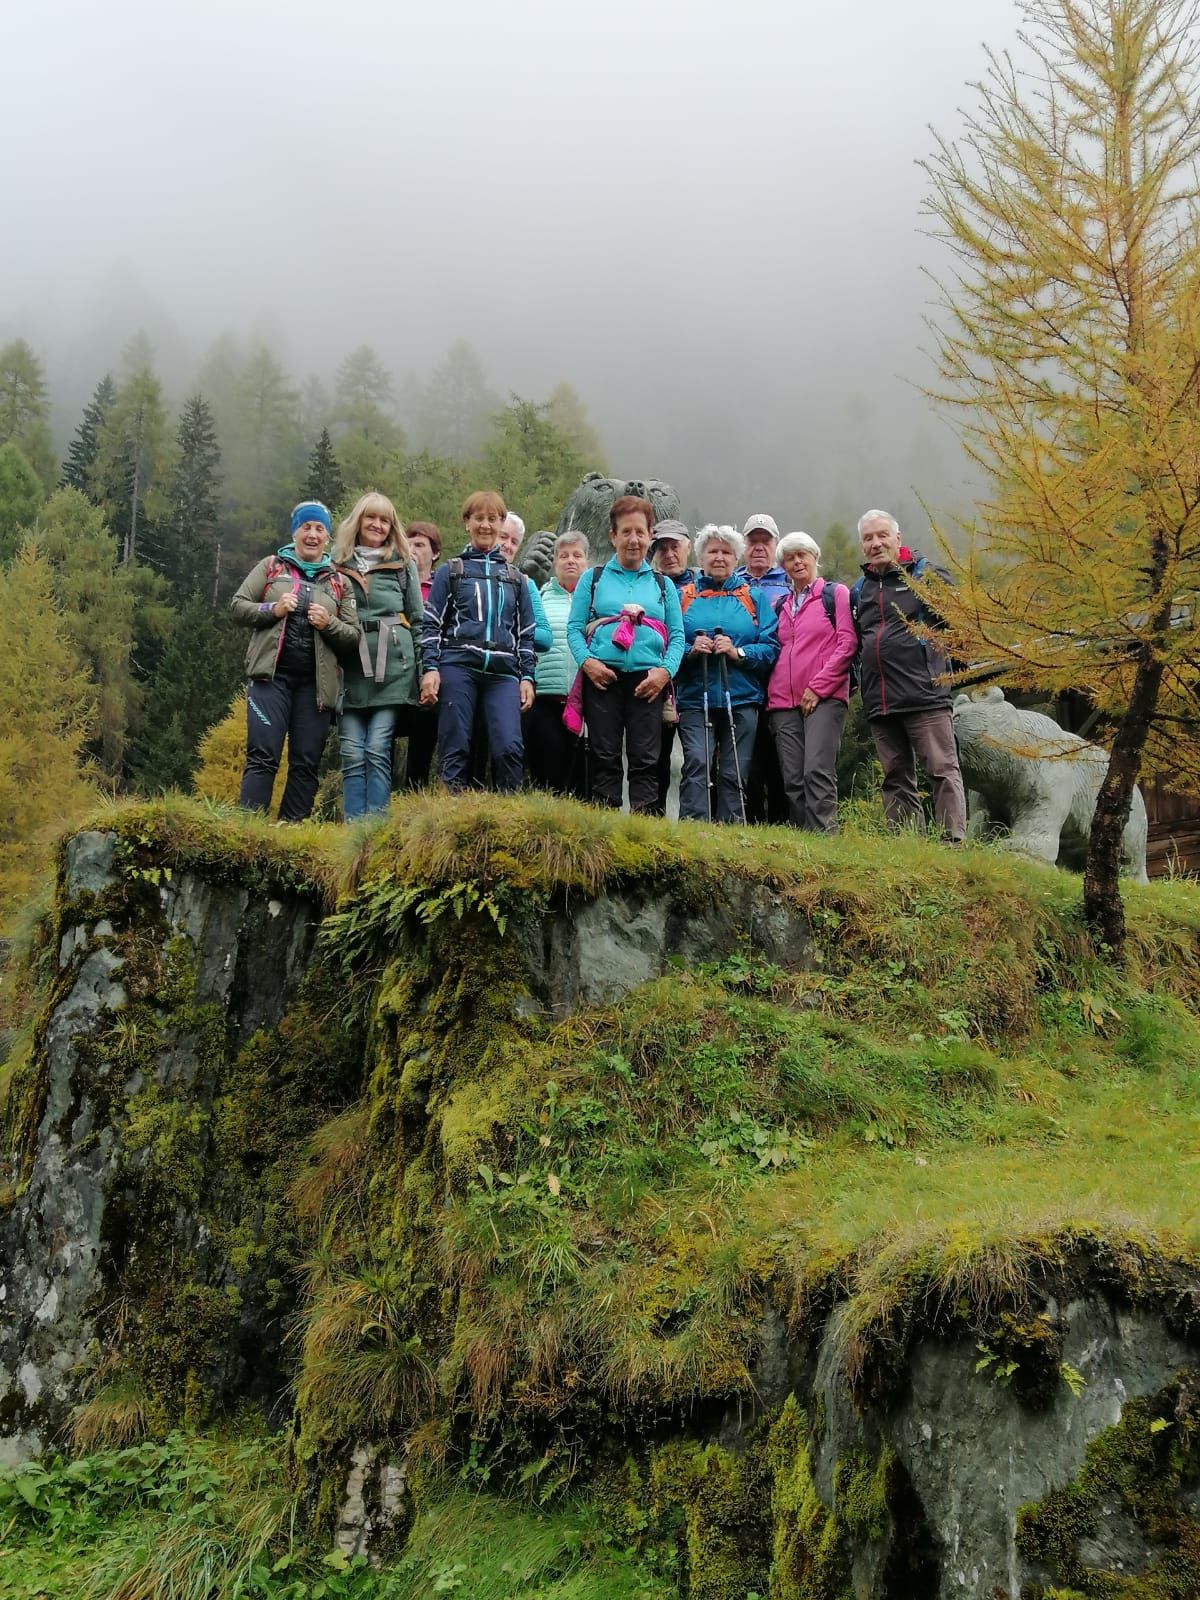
[853,509,966,842]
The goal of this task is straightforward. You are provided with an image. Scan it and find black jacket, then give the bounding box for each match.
[852,555,953,719]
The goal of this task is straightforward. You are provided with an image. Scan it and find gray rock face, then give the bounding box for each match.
[0,833,323,1458]
[804,1295,1198,1599]
[535,875,816,1012]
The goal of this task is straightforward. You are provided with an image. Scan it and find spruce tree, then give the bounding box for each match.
[0,442,46,562]
[305,427,346,512]
[160,395,222,602]
[128,600,243,793]
[61,375,116,494]
[94,364,169,565]
[35,489,171,777]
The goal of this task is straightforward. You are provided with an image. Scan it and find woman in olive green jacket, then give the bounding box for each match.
[333,493,423,819]
[230,502,361,820]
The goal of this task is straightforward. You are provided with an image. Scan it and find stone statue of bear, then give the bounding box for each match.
[518,473,682,584]
[952,687,1148,882]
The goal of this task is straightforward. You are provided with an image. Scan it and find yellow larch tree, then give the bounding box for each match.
[924,0,1200,953]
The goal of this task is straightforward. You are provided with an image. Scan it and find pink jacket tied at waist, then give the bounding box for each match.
[563,612,668,734]
[766,578,858,710]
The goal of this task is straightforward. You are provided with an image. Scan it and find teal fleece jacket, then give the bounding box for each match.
[566,558,686,677]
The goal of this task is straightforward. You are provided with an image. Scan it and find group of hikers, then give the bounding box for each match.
[230,489,967,840]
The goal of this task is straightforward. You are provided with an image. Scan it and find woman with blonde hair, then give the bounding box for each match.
[333,492,423,819]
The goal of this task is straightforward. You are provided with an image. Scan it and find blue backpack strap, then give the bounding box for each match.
[849,575,865,629]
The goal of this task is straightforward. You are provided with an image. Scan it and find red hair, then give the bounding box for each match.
[609,495,654,534]
[462,490,507,523]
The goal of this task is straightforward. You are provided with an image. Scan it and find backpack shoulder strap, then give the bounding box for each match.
[678,580,698,613]
[262,555,286,594]
[820,580,838,630]
[587,564,605,624]
[849,575,865,623]
[655,571,667,606]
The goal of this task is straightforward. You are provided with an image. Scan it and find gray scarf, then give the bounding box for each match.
[353,545,388,573]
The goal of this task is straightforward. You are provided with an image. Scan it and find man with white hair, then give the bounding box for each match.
[852,509,966,842]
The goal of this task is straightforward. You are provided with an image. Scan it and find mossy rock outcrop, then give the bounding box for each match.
[4,793,1200,1596]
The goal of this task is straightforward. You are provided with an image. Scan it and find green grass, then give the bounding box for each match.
[8,791,1200,1589]
[0,1433,672,1600]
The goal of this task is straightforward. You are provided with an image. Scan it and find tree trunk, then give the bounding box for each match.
[1083,648,1164,958]
[212,540,221,609]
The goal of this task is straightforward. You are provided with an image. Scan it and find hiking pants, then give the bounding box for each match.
[525,694,587,798]
[745,708,788,824]
[769,700,847,833]
[402,705,438,789]
[437,663,524,792]
[240,674,331,821]
[582,670,663,813]
[679,704,757,823]
[869,707,966,842]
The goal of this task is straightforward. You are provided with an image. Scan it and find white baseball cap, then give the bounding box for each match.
[742,514,780,541]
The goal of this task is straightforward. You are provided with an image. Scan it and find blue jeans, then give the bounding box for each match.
[339,706,398,819]
[678,704,758,822]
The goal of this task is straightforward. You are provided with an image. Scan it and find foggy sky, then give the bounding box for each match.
[2,0,1028,534]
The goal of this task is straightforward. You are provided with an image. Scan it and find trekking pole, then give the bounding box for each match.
[713,631,748,825]
[698,633,715,823]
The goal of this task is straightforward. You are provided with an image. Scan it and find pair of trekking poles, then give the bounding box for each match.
[697,629,747,825]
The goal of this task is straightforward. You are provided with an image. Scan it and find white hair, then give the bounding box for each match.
[553,529,588,555]
[777,531,821,566]
[694,523,745,564]
[857,509,899,538]
[503,512,526,538]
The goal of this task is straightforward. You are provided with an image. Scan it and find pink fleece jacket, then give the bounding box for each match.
[766,578,858,709]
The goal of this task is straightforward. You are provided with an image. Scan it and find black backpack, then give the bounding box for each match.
[585,563,668,622]
[774,581,858,692]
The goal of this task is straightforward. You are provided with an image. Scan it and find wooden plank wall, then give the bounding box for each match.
[1143,778,1200,878]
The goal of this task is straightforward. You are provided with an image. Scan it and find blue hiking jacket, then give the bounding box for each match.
[422,546,537,680]
[676,574,779,710]
[736,564,789,610]
[567,558,685,676]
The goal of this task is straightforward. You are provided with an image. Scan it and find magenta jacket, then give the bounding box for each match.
[766,578,858,709]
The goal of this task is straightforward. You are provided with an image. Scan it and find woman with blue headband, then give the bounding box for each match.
[230,501,361,820]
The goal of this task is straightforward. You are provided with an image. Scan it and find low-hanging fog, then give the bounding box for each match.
[2,0,1025,536]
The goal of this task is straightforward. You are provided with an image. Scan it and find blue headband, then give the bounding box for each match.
[290,501,332,535]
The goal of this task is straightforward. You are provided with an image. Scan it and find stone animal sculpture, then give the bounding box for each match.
[518,473,682,584]
[952,686,1149,881]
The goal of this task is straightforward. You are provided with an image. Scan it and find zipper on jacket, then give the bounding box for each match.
[875,581,887,715]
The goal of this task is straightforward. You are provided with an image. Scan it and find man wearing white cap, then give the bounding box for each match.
[739,513,789,822]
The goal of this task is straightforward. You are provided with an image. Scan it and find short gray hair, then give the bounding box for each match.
[857,509,899,539]
[695,523,744,564]
[777,531,821,566]
[504,512,526,538]
[553,529,589,556]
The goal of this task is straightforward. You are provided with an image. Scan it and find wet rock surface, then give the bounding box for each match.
[0,832,323,1457]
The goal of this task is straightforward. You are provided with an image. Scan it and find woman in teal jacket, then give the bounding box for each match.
[676,525,779,822]
[566,495,685,812]
[334,493,423,819]
[529,530,589,794]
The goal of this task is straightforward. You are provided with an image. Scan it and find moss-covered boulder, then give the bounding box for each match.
[5,793,1200,1597]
